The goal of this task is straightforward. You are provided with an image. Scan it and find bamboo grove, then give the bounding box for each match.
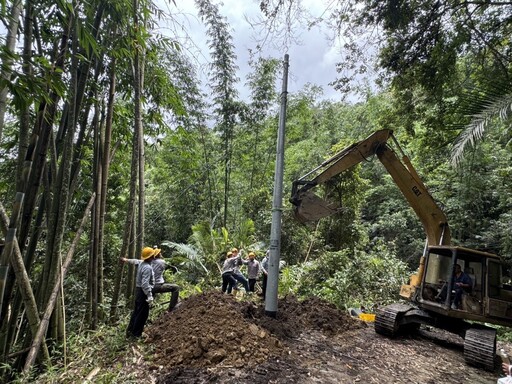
[0,0,188,375]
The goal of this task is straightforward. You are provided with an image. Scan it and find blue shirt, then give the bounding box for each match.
[455,272,472,291]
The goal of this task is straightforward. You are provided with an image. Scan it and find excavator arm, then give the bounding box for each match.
[290,129,451,246]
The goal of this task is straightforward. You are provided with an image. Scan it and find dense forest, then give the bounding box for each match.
[0,0,510,381]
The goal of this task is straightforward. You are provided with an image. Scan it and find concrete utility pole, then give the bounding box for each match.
[265,54,289,318]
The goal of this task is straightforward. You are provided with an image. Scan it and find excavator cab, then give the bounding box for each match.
[384,244,512,370]
[416,245,512,324]
[419,247,480,314]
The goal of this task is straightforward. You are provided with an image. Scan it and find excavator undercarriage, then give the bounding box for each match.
[374,302,496,370]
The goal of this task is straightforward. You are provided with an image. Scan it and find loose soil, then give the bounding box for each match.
[118,291,511,383]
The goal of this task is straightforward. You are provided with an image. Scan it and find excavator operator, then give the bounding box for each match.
[438,264,472,310]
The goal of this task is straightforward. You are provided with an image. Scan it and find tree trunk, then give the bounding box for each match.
[89,100,101,329]
[23,194,95,372]
[17,17,71,256]
[98,59,116,315]
[126,222,137,300]
[0,201,50,367]
[223,132,232,228]
[16,0,33,194]
[0,195,44,358]
[0,1,72,327]
[0,0,23,143]
[102,57,128,322]
[43,11,79,343]
[133,0,145,250]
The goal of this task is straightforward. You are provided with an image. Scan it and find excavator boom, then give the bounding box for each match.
[290,129,451,246]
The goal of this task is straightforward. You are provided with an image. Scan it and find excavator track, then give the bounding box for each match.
[374,303,413,337]
[464,327,496,371]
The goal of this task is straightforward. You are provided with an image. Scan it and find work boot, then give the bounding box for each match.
[168,290,180,312]
[168,301,182,313]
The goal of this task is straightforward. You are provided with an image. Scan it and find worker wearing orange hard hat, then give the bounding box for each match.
[221,251,238,294]
[244,252,262,294]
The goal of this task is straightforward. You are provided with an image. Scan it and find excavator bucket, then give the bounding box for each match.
[293,190,341,223]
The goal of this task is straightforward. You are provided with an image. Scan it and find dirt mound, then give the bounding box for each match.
[121,291,508,383]
[146,290,362,379]
[147,291,281,369]
[241,294,361,339]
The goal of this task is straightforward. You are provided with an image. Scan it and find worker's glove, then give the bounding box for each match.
[146,297,154,308]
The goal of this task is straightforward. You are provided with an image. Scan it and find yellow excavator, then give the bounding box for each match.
[290,129,512,370]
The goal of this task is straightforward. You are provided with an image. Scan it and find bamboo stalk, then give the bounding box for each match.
[23,193,95,372]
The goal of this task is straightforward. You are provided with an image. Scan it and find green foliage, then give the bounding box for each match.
[24,323,142,383]
[293,243,410,309]
[497,326,512,343]
[161,218,258,287]
[318,168,367,250]
[145,130,208,244]
[163,242,209,277]
[232,218,256,250]
[451,91,512,166]
[4,0,512,378]
[360,163,425,268]
[143,39,187,130]
[352,0,511,111]
[195,0,241,227]
[277,264,304,296]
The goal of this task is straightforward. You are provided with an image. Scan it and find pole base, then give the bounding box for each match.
[265,310,277,318]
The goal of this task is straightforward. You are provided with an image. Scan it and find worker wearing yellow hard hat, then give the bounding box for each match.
[126,247,156,338]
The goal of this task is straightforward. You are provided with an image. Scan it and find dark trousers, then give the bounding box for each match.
[438,284,469,308]
[222,272,237,294]
[153,283,180,311]
[453,287,465,307]
[233,272,250,292]
[126,287,149,338]
[261,274,268,299]
[248,278,257,292]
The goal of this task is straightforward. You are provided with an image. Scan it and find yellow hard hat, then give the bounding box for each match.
[248,252,255,257]
[141,247,156,260]
[153,248,162,257]
[232,247,238,253]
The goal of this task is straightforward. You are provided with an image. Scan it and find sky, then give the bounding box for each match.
[157,0,348,102]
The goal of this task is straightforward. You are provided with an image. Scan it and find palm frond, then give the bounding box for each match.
[238,241,267,257]
[233,218,256,248]
[161,241,209,273]
[451,93,512,167]
[189,221,217,255]
[220,227,229,245]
